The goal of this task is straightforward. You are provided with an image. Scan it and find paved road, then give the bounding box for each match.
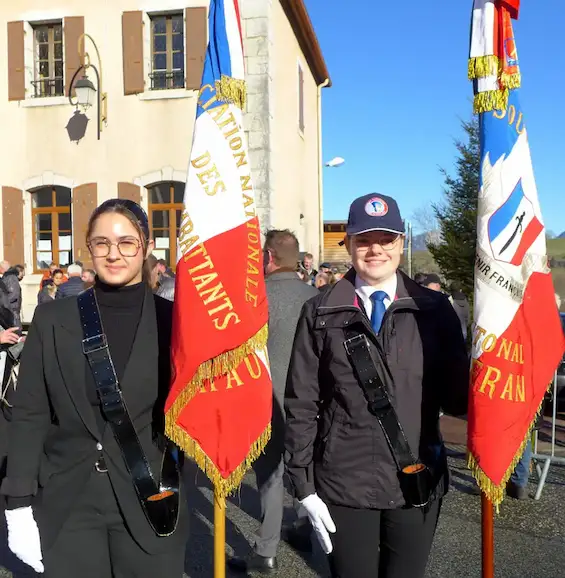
[2,418,565,577]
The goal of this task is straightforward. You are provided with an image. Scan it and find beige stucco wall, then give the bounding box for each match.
[0,0,324,322]
[271,0,321,261]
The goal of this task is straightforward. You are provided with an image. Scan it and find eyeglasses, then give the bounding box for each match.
[88,238,142,258]
[354,233,402,251]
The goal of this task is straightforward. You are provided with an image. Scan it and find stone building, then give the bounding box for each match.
[0,0,330,321]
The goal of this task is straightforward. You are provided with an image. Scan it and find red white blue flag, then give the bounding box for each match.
[467,0,565,506]
[165,0,272,497]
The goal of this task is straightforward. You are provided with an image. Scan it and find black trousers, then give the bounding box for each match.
[328,499,441,578]
[43,470,185,578]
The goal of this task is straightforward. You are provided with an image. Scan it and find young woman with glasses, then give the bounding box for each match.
[2,199,188,578]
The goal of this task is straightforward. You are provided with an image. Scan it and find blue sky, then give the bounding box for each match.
[305,0,565,235]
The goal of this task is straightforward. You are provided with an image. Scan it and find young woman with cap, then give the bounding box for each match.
[2,199,188,577]
[284,193,469,578]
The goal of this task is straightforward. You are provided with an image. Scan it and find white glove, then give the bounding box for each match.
[299,494,336,554]
[5,507,44,573]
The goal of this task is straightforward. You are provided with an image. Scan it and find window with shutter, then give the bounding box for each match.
[31,186,72,271]
[149,13,185,90]
[148,182,184,269]
[64,16,84,97]
[32,22,64,98]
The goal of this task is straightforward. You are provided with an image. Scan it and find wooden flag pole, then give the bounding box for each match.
[214,490,226,578]
[481,493,494,578]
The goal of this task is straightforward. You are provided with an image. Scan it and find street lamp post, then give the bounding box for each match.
[68,34,107,140]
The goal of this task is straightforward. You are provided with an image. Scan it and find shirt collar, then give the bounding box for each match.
[355,273,398,302]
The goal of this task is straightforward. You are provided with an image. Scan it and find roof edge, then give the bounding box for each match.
[280,0,331,87]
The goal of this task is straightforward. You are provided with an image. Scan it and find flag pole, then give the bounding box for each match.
[481,493,494,578]
[214,490,226,578]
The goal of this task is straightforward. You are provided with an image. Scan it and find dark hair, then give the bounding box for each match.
[86,199,150,247]
[413,272,427,285]
[264,229,300,269]
[85,268,96,277]
[52,269,64,277]
[157,259,168,267]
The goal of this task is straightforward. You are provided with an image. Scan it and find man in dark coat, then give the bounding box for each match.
[1,266,24,329]
[228,229,317,574]
[56,264,85,299]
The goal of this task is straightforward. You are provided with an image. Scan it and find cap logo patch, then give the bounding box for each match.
[365,197,388,217]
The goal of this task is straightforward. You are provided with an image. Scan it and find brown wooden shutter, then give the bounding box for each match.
[122,11,144,95]
[2,187,25,267]
[7,22,25,102]
[72,183,97,268]
[117,182,141,205]
[185,7,207,90]
[64,16,85,97]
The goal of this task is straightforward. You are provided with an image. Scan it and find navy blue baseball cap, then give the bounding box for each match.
[346,193,405,236]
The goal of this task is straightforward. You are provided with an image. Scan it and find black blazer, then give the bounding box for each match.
[1,288,188,553]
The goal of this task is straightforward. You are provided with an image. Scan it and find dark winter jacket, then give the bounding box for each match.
[56,276,85,299]
[450,290,471,339]
[1,269,22,328]
[284,269,469,510]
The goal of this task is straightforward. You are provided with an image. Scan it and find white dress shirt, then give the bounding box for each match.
[355,274,398,319]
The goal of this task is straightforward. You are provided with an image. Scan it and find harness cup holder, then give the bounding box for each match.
[398,462,433,508]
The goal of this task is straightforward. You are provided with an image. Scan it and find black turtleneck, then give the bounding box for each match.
[95,281,146,382]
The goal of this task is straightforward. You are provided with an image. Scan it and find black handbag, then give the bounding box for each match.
[78,288,180,537]
[343,329,434,508]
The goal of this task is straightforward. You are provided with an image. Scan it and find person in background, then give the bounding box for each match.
[300,253,317,285]
[81,269,96,289]
[319,263,332,274]
[147,255,175,302]
[52,269,66,289]
[448,285,470,341]
[1,266,24,329]
[56,263,84,299]
[315,272,330,291]
[0,261,10,278]
[156,259,175,279]
[284,193,469,578]
[38,280,57,305]
[40,263,61,288]
[413,272,427,286]
[423,273,442,292]
[228,230,318,574]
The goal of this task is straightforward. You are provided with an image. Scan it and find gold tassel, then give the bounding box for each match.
[467,391,548,511]
[473,89,509,114]
[500,72,521,90]
[166,414,272,497]
[215,74,247,110]
[468,55,500,80]
[167,324,269,427]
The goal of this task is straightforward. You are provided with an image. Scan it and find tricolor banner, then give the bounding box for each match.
[467,0,565,506]
[165,0,272,496]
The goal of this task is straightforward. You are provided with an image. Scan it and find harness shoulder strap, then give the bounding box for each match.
[343,327,417,470]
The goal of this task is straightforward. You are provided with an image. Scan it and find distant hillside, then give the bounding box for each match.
[559,231,565,239]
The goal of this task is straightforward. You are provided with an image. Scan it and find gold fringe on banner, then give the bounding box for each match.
[468,55,500,80]
[167,417,272,497]
[500,71,521,90]
[215,74,247,110]
[164,323,270,494]
[467,392,548,510]
[473,88,509,114]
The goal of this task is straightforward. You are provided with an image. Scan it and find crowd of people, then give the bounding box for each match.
[0,193,542,578]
